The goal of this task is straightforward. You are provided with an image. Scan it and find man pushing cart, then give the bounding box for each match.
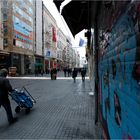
[0,68,36,125]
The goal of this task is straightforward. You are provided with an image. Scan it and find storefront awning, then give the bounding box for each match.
[53,0,98,36]
[53,0,65,12]
[62,1,91,36]
[35,63,43,67]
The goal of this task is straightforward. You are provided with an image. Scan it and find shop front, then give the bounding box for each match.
[11,53,21,74]
[34,55,44,73]
[24,55,33,74]
[0,51,10,69]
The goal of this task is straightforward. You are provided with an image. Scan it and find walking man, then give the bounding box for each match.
[0,68,17,125]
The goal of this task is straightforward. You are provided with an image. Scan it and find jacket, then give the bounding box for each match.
[0,76,12,104]
[72,70,77,78]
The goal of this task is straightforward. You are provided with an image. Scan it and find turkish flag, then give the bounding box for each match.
[52,27,56,42]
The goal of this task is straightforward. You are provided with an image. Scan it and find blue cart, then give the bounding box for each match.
[10,87,36,113]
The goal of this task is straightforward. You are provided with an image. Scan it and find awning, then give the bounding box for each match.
[53,0,65,12]
[61,1,92,36]
[53,0,98,36]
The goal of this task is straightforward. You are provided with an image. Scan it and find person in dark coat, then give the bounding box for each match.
[81,68,86,82]
[68,68,71,77]
[72,68,77,83]
[50,68,53,80]
[40,69,44,76]
[0,68,17,124]
[53,68,57,80]
[63,68,67,77]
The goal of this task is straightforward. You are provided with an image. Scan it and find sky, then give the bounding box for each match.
[42,0,86,58]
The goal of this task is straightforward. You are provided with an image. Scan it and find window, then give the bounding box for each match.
[3,39,8,46]
[28,0,33,4]
[3,1,7,7]
[3,13,8,20]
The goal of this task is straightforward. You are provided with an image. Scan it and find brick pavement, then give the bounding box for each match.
[0,77,101,139]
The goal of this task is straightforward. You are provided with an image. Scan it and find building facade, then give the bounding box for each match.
[57,28,67,70]
[34,0,44,72]
[65,37,72,68]
[0,0,7,70]
[0,0,12,70]
[0,0,78,75]
[43,4,57,71]
[0,0,3,51]
[0,0,35,74]
[75,51,80,68]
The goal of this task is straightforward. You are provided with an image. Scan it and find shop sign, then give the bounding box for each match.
[46,51,51,57]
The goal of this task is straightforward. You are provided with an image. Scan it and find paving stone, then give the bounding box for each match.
[0,77,101,139]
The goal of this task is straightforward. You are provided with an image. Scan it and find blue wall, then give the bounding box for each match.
[99,5,140,139]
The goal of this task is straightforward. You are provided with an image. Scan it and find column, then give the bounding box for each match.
[21,54,24,75]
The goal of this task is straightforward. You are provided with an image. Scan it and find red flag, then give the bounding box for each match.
[52,27,56,42]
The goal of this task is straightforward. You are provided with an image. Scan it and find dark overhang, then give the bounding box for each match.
[61,1,92,36]
[53,0,65,12]
[53,0,98,37]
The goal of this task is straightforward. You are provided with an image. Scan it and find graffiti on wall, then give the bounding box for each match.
[99,2,140,139]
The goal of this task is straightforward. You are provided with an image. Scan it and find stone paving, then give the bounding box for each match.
[0,76,101,139]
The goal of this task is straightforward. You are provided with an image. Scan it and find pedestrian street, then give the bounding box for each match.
[0,75,101,139]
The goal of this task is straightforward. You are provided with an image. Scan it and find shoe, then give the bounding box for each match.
[9,117,18,125]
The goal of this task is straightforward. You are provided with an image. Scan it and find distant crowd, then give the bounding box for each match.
[34,67,87,82]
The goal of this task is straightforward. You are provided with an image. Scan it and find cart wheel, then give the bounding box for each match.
[15,106,21,113]
[25,108,30,114]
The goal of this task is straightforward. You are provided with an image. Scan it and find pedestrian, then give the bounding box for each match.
[81,68,86,82]
[63,67,67,77]
[35,69,38,76]
[53,68,57,80]
[50,68,53,80]
[0,68,18,125]
[69,68,72,76]
[72,68,77,83]
[45,68,48,74]
[68,68,71,77]
[41,69,44,76]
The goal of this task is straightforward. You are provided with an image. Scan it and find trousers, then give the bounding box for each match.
[0,99,14,123]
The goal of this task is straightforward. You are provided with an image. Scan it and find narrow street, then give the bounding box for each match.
[0,74,101,139]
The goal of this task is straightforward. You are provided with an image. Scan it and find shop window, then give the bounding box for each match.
[13,39,16,45]
[3,27,8,35]
[3,39,8,46]
[3,13,8,20]
[3,1,7,7]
